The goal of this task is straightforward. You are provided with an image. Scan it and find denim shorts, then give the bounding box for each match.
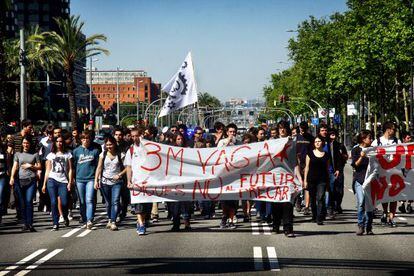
[134,203,152,214]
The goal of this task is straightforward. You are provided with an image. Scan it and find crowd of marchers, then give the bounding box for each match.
[0,119,412,237]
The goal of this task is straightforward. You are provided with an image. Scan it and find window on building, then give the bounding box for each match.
[145,84,148,91]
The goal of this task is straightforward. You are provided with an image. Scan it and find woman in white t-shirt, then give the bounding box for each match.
[94,136,126,231]
[42,136,74,231]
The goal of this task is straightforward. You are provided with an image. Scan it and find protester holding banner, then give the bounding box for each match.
[94,136,126,231]
[371,122,399,227]
[272,121,295,237]
[217,123,239,229]
[241,133,257,222]
[170,133,192,231]
[124,128,152,235]
[42,136,73,231]
[398,131,413,214]
[304,135,330,225]
[213,122,226,147]
[351,130,374,235]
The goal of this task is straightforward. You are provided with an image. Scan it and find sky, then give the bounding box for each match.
[71,0,348,102]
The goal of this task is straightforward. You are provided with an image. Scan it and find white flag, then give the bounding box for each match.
[159,52,198,117]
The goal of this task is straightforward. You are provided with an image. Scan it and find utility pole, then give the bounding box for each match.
[116,66,120,125]
[89,57,93,120]
[46,72,51,122]
[19,29,27,122]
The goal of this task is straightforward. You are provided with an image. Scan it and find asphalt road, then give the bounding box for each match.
[1,164,414,275]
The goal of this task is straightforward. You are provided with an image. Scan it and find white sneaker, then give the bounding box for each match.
[59,216,64,223]
[110,222,118,231]
[106,220,112,229]
[86,221,93,230]
[68,211,73,221]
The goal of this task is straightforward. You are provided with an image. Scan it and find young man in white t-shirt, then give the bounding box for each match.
[124,127,152,235]
[371,121,399,227]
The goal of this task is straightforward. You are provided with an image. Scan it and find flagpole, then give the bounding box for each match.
[190,51,201,127]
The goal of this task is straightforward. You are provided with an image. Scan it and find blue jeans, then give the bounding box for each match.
[76,180,95,222]
[355,181,373,229]
[0,176,7,216]
[255,201,272,220]
[100,183,122,222]
[47,178,68,226]
[14,180,37,226]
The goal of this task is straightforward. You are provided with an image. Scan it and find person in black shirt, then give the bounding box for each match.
[304,135,330,225]
[351,130,374,235]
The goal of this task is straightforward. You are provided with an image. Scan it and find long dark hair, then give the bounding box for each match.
[172,133,186,147]
[104,136,119,153]
[51,136,68,154]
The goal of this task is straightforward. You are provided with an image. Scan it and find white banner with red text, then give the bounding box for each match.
[129,138,301,203]
[363,143,414,211]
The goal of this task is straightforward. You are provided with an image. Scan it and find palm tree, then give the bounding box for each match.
[198,92,222,108]
[33,15,109,128]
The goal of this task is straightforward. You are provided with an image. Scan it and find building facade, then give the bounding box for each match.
[87,70,160,111]
[4,0,88,113]
[4,0,70,38]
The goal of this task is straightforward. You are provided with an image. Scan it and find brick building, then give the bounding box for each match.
[89,70,161,110]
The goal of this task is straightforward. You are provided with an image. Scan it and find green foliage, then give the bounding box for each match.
[32,15,109,129]
[264,0,414,123]
[198,92,222,108]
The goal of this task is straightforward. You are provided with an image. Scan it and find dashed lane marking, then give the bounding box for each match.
[15,249,63,276]
[253,247,264,271]
[62,228,82,238]
[0,249,47,276]
[266,246,280,271]
[77,229,92,237]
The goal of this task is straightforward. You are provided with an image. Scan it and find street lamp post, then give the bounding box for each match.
[88,57,99,120]
[136,80,143,121]
[19,29,27,122]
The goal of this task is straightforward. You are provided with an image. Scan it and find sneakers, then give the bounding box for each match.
[380,213,388,224]
[272,225,282,234]
[303,207,311,216]
[64,218,70,227]
[110,223,118,231]
[228,222,236,229]
[68,211,73,221]
[219,221,227,229]
[59,216,65,223]
[366,229,374,235]
[86,221,93,230]
[356,225,364,236]
[285,231,295,238]
[407,204,413,214]
[27,225,36,232]
[398,204,406,214]
[152,218,159,223]
[389,220,397,227]
[136,224,146,235]
[106,220,112,229]
[51,225,59,231]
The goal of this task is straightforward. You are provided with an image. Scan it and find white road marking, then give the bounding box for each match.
[263,223,272,235]
[251,222,260,235]
[398,217,407,221]
[267,246,280,271]
[77,229,92,237]
[253,247,264,271]
[0,249,47,276]
[62,228,82,238]
[16,249,63,276]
